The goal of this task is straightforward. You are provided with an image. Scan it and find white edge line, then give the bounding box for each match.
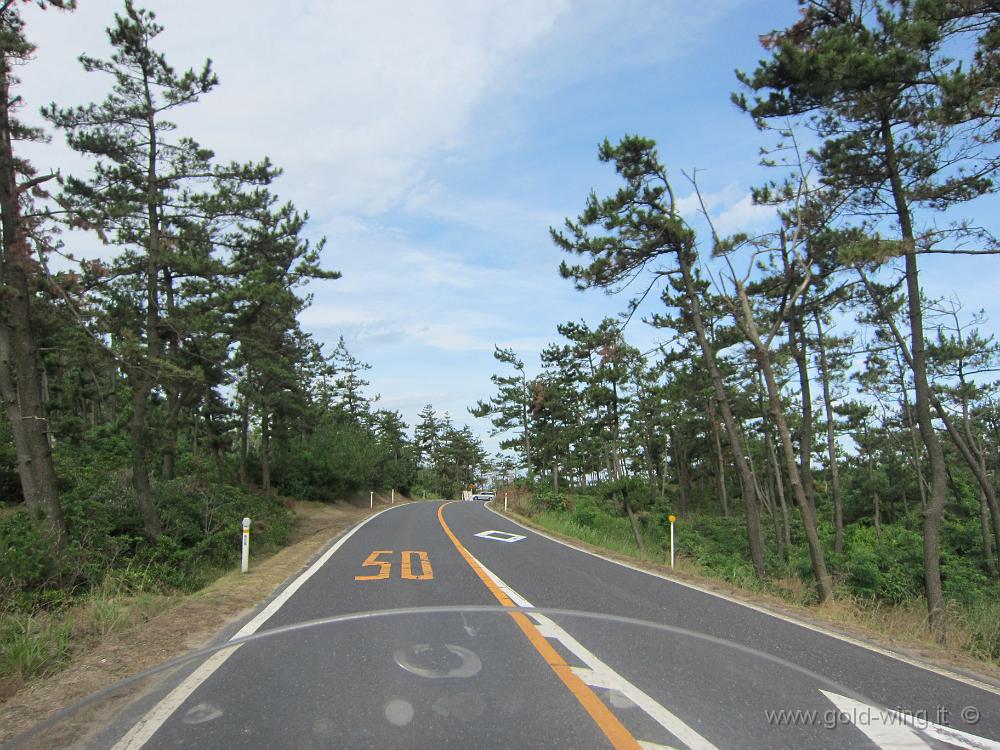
[485,502,1000,698]
[457,523,718,750]
[820,690,932,749]
[111,502,410,750]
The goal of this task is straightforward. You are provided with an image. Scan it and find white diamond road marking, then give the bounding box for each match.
[474,530,526,543]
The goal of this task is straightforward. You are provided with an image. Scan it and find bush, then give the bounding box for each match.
[532,488,567,512]
[572,504,599,528]
[151,477,292,588]
[0,512,55,590]
[0,415,21,505]
[843,525,923,604]
[1,471,294,611]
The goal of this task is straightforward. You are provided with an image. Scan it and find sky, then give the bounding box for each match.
[15,0,1000,452]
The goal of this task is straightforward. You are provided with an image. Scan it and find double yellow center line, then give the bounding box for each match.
[436,502,641,750]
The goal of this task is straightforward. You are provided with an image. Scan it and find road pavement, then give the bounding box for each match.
[76,500,1000,749]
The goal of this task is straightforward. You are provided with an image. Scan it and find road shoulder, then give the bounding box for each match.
[0,499,393,745]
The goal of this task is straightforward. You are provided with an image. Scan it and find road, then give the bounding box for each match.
[87,501,999,749]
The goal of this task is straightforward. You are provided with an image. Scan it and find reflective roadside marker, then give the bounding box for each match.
[241,517,251,573]
[667,515,677,570]
[370,491,374,509]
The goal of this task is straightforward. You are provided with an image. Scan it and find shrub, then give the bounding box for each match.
[532,488,567,512]
[0,512,55,590]
[572,504,599,528]
[842,525,923,604]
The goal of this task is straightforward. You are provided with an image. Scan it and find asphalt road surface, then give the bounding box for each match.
[81,501,1000,749]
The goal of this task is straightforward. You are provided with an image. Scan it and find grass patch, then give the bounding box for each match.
[1,577,183,697]
[532,510,658,561]
[0,616,72,681]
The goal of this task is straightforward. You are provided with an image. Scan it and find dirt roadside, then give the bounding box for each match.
[0,498,400,745]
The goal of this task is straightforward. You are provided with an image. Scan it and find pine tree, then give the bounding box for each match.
[735,0,1000,633]
[45,2,277,534]
[0,0,72,547]
[552,136,769,582]
[469,346,533,476]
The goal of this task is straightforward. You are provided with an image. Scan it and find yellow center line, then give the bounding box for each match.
[436,502,642,750]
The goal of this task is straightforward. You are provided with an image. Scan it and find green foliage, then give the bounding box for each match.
[409,409,487,500]
[0,512,55,590]
[0,615,71,680]
[843,525,924,604]
[1,469,292,610]
[669,513,763,589]
[572,504,599,528]
[527,483,1000,626]
[0,415,21,505]
[152,477,292,587]
[532,487,567,513]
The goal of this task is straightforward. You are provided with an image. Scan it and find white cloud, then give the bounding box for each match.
[713,192,775,236]
[676,182,775,238]
[17,0,572,215]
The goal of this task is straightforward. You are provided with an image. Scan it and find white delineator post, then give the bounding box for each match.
[391,488,395,504]
[241,517,251,573]
[504,493,508,511]
[668,514,677,570]
[370,491,374,509]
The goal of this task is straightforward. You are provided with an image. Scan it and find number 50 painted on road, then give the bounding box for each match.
[355,550,434,581]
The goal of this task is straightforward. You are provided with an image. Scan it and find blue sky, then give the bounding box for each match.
[19,1,1000,451]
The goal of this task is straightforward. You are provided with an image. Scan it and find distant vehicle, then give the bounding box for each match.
[471,490,495,501]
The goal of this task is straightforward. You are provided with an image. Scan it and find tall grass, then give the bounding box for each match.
[0,616,72,681]
[0,578,177,691]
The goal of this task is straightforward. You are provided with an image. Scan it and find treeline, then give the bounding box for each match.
[0,1,485,608]
[475,1,1000,641]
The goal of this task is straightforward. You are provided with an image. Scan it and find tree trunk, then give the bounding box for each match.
[930,400,1000,575]
[882,113,948,638]
[766,430,792,556]
[621,483,644,552]
[734,280,832,602]
[260,406,271,494]
[788,310,816,508]
[162,387,182,481]
[677,254,766,579]
[754,455,784,560]
[982,489,997,577]
[122,74,167,539]
[129,375,162,537]
[707,399,729,517]
[0,55,65,547]
[898,354,928,512]
[864,422,882,539]
[520,371,532,479]
[191,407,198,456]
[814,313,844,556]
[671,426,691,515]
[238,396,249,486]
